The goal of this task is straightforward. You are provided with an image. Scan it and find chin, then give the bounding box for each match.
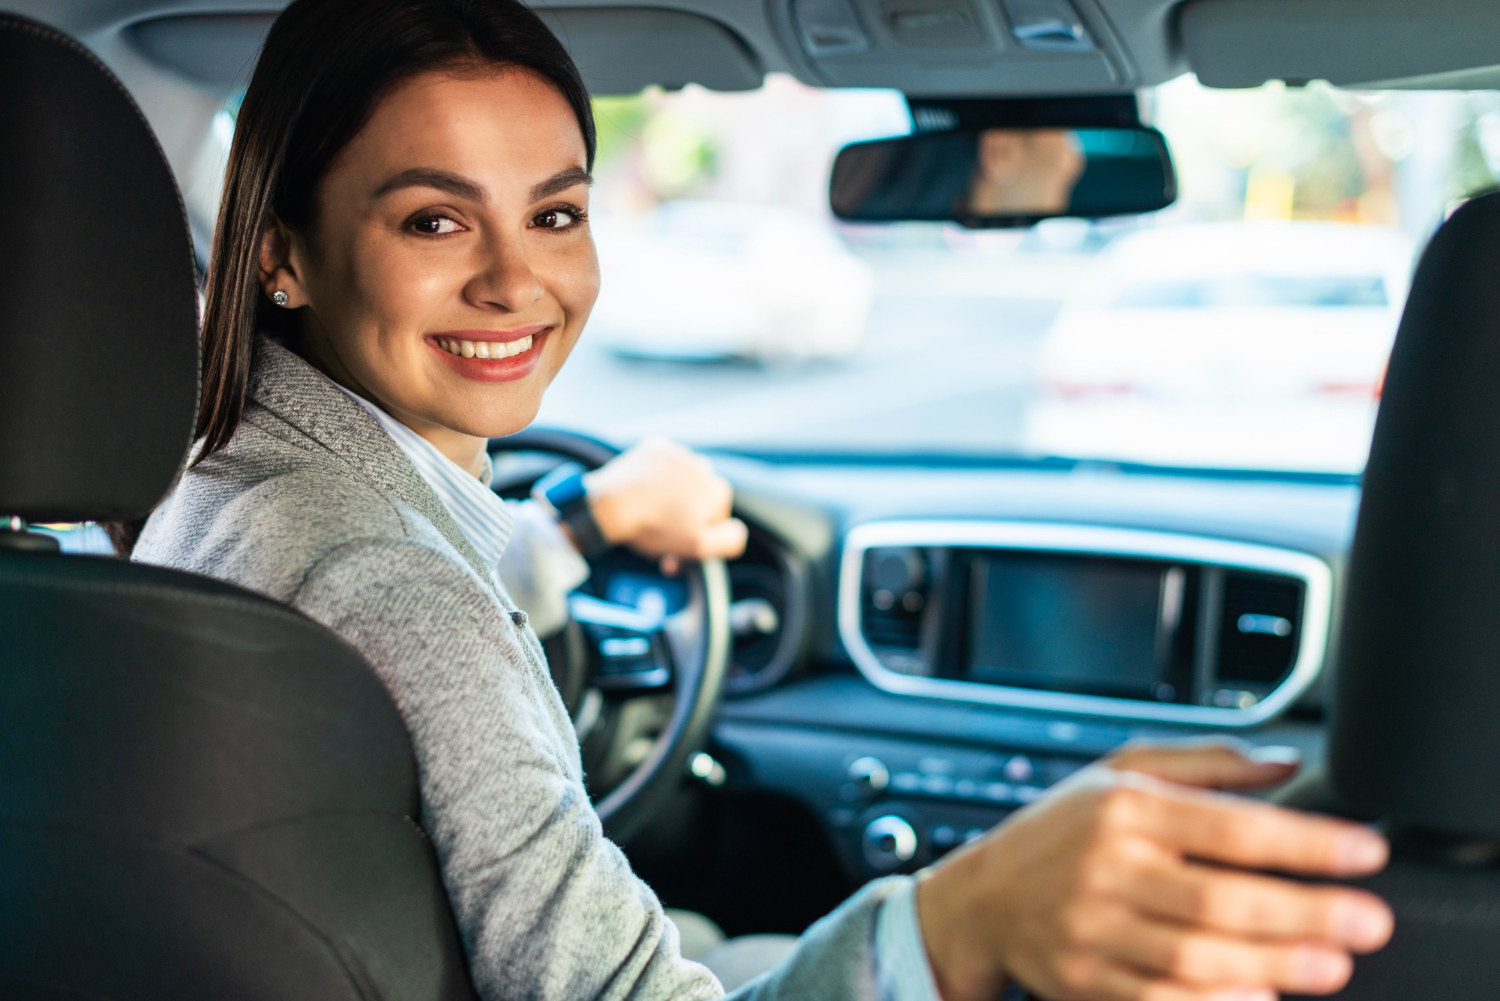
[443,394,545,440]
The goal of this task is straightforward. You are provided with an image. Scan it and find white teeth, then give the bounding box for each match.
[440,334,535,359]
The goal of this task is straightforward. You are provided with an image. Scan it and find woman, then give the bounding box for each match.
[134,1,1395,999]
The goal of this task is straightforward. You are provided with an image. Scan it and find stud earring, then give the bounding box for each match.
[271,290,290,307]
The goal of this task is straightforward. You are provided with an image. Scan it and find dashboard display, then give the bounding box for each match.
[967,553,1172,699]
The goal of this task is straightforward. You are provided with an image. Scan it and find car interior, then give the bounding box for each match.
[5,0,1500,998]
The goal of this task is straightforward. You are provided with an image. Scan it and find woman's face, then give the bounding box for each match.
[264,67,597,443]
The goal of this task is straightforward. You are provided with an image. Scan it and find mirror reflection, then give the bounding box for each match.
[830,126,1176,226]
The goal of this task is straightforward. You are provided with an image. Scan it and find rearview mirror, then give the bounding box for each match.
[830,126,1176,227]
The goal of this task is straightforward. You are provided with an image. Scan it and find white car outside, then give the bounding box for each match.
[587,201,876,363]
[1023,222,1415,472]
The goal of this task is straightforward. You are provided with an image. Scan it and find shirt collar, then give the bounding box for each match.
[331,383,514,571]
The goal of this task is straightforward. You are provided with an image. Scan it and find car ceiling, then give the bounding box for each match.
[6,0,1500,103]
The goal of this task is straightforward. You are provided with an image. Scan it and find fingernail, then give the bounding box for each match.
[1333,828,1389,873]
[1333,898,1394,949]
[1290,947,1352,991]
[1248,744,1302,766]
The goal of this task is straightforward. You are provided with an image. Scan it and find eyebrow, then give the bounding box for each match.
[373,167,485,202]
[530,166,593,202]
[372,166,593,205]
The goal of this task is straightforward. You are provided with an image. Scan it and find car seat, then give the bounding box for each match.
[1285,190,1500,998]
[0,14,476,1000]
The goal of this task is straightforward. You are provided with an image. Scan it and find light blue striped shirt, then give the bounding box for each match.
[335,383,940,1001]
[332,384,514,576]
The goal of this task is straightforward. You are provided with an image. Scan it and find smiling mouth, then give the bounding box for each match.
[434,334,535,359]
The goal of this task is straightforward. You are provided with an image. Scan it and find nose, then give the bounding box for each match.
[466,231,544,313]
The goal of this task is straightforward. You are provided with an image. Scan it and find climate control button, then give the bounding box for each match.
[847,756,890,795]
[862,815,919,871]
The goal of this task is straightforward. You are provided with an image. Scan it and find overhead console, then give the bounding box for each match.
[838,520,1332,726]
[777,0,1135,93]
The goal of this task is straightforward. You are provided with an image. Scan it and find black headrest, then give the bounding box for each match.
[1332,191,1500,839]
[0,15,198,524]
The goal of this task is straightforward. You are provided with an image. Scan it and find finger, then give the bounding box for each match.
[703,473,734,519]
[1090,906,1356,993]
[1039,956,1274,1001]
[1113,852,1394,951]
[694,517,749,560]
[1108,741,1301,791]
[1112,777,1390,876]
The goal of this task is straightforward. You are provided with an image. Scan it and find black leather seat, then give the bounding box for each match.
[0,15,476,1000]
[1283,191,1500,998]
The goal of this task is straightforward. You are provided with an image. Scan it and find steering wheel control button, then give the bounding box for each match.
[847,756,890,795]
[862,815,919,871]
[600,636,651,658]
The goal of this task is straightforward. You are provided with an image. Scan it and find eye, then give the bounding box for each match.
[533,206,585,231]
[410,214,463,236]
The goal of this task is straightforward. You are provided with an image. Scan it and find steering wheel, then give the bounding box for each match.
[488,427,732,845]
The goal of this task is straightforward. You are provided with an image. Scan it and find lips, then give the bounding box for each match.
[426,326,550,383]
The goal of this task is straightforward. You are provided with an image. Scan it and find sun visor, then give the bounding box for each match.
[537,8,761,93]
[127,8,761,95]
[1180,0,1500,90]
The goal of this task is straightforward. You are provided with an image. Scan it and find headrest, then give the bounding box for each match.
[1331,190,1500,839]
[0,15,198,524]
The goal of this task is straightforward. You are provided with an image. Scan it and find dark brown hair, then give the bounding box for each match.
[197,0,596,459]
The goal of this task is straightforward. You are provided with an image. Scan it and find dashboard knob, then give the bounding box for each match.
[862,815,918,871]
[847,756,890,794]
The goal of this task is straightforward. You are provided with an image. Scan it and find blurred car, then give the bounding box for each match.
[588,201,875,363]
[1023,222,1415,471]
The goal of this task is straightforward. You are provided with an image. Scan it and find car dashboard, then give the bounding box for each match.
[664,454,1358,910]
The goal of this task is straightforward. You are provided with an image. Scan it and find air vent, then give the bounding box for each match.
[1216,571,1302,685]
[862,547,927,649]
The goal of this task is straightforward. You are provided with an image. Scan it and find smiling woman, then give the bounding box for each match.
[255,67,598,461]
[129,1,1397,999]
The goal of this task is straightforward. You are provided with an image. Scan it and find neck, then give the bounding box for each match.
[291,328,489,481]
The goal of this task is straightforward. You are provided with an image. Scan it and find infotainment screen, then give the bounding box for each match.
[967,553,1171,698]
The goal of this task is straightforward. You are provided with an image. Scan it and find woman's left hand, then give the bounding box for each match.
[583,437,748,572]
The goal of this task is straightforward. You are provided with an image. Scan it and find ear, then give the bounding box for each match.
[257,215,310,308]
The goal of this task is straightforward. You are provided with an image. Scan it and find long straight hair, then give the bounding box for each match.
[197,0,596,460]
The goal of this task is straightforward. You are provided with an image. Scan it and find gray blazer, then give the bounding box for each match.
[135,338,897,1001]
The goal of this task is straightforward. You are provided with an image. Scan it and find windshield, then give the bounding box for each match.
[189,75,1497,476]
[523,76,1498,476]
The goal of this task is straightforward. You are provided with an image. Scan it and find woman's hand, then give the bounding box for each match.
[916,743,1394,1001]
[583,437,748,572]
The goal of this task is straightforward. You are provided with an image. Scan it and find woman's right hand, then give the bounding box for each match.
[916,743,1394,1001]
